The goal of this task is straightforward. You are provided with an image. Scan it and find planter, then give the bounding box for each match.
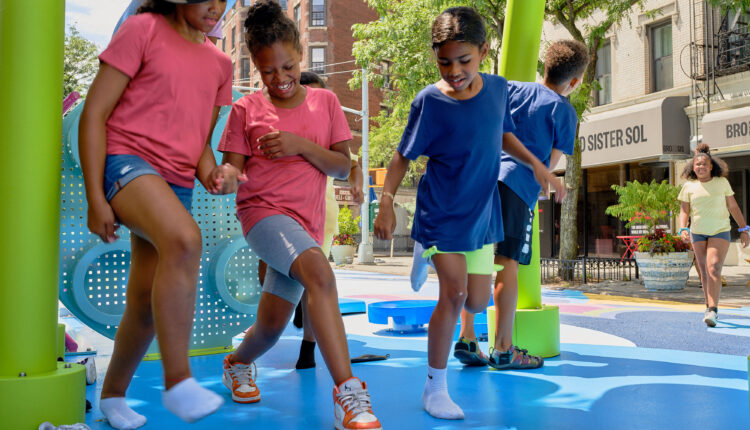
[331,244,356,265]
[634,251,694,291]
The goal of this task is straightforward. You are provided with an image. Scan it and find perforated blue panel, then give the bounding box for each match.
[59,91,259,354]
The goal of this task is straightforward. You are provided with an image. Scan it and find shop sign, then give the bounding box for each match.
[576,96,690,168]
[702,105,750,148]
[335,186,354,203]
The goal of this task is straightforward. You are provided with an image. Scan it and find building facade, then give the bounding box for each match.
[541,0,750,265]
[218,0,382,154]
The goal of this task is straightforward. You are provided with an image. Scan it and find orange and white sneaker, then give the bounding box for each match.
[333,377,382,430]
[222,354,260,404]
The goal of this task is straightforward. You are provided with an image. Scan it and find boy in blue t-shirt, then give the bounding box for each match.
[454,40,589,369]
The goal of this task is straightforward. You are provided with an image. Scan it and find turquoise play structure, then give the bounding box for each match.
[59,89,262,357]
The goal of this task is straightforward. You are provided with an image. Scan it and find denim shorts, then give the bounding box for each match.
[104,154,193,212]
[691,230,731,242]
[245,214,320,304]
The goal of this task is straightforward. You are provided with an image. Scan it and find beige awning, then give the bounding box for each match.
[702,105,750,149]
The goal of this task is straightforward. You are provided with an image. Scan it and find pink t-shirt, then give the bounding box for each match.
[219,88,352,243]
[99,13,233,188]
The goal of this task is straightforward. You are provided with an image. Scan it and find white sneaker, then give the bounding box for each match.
[78,357,96,385]
[703,309,718,327]
[333,377,381,430]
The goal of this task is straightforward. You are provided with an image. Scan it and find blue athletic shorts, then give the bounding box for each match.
[245,214,320,305]
[103,154,193,212]
[494,181,534,265]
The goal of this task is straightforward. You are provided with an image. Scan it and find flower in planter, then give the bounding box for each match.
[333,233,355,246]
[636,228,692,255]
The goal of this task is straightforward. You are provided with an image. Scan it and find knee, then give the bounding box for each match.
[302,271,337,297]
[707,262,722,279]
[441,284,468,309]
[162,225,202,263]
[464,295,487,314]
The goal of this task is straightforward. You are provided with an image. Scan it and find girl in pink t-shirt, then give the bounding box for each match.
[79,1,244,428]
[217,2,381,429]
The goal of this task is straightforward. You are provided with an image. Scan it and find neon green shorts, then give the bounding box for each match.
[422,243,503,275]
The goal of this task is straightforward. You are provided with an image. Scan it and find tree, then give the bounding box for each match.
[544,0,646,266]
[64,25,98,98]
[351,0,506,185]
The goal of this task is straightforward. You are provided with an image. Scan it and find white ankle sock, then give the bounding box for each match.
[162,377,224,423]
[100,397,147,430]
[422,366,464,420]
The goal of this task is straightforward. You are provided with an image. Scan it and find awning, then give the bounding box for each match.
[702,105,750,149]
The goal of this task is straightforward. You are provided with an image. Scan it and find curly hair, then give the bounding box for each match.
[136,0,176,15]
[244,0,301,56]
[431,7,486,50]
[681,143,728,180]
[300,71,326,88]
[544,40,589,85]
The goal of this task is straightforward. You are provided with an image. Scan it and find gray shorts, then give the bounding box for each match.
[245,214,319,304]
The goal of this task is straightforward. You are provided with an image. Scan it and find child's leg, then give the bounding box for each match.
[492,255,518,352]
[295,291,317,369]
[232,288,296,363]
[423,253,468,420]
[99,234,156,430]
[108,175,222,421]
[290,248,352,384]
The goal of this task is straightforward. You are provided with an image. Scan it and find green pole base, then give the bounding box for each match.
[487,305,560,358]
[0,362,86,429]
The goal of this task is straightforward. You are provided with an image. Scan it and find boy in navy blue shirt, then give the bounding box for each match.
[455,40,589,369]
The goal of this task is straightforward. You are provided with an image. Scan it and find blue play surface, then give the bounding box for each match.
[73,270,748,429]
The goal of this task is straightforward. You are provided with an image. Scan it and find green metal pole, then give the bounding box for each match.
[495,0,560,357]
[0,1,86,427]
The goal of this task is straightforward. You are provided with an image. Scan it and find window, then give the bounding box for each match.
[232,61,236,82]
[311,0,325,26]
[651,22,673,92]
[310,47,325,74]
[231,26,236,49]
[278,0,287,9]
[595,41,612,105]
[222,38,226,53]
[294,4,300,27]
[241,58,251,82]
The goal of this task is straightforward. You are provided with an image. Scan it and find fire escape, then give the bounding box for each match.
[688,1,750,143]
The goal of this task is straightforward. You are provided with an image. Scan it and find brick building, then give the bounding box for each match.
[540,0,750,265]
[218,0,382,153]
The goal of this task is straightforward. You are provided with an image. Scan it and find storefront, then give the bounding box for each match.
[545,96,691,258]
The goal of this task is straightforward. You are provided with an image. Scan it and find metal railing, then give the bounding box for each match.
[541,257,638,285]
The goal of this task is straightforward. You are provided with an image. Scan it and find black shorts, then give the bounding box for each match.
[495,181,534,265]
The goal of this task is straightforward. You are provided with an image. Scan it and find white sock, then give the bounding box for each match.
[422,366,464,420]
[100,397,147,430]
[162,377,224,423]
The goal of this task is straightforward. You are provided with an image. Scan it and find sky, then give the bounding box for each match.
[65,0,238,50]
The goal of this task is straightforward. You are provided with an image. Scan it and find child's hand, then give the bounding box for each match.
[532,162,566,203]
[373,202,396,240]
[87,199,120,243]
[257,128,303,159]
[207,163,248,194]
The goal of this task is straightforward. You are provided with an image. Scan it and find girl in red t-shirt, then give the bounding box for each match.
[79,1,244,428]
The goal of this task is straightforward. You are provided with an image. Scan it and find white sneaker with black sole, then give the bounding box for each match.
[703,309,718,327]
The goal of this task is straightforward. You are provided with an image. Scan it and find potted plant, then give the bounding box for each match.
[331,206,360,265]
[605,180,693,291]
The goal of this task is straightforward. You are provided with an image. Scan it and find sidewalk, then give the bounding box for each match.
[334,253,750,307]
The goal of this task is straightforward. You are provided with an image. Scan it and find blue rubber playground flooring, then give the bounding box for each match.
[73,270,748,429]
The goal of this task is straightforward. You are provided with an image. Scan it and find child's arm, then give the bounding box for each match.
[196,106,247,194]
[79,63,131,243]
[373,151,409,240]
[347,158,364,205]
[549,148,564,169]
[502,132,566,203]
[257,130,351,179]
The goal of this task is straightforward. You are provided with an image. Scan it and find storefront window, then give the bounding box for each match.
[724,155,750,241]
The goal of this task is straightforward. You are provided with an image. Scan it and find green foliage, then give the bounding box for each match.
[350,0,506,185]
[64,25,98,98]
[708,0,750,11]
[605,180,681,234]
[337,206,361,235]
